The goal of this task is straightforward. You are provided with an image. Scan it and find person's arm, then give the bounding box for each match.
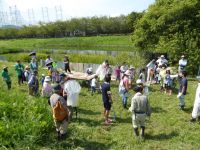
[129,97,135,112]
[124,79,129,91]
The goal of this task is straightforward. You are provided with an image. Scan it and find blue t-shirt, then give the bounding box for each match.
[179,78,188,95]
[101,82,110,103]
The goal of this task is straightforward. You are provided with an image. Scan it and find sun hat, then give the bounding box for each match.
[45,61,53,66]
[181,55,185,58]
[44,76,51,82]
[124,70,131,76]
[3,66,8,70]
[161,55,165,58]
[29,52,36,56]
[25,65,30,70]
[136,79,143,85]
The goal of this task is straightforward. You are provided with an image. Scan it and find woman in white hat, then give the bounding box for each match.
[119,70,131,108]
[41,76,53,98]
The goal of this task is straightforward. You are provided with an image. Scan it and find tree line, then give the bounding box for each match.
[0,12,143,39]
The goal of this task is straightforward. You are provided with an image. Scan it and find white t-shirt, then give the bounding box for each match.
[156,58,168,66]
[91,78,96,87]
[179,59,187,66]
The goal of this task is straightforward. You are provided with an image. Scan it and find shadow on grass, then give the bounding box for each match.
[151,106,167,113]
[76,117,101,127]
[78,108,101,115]
[145,131,178,141]
[59,138,116,150]
[183,106,193,114]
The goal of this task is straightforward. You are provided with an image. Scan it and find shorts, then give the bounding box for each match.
[132,113,146,128]
[103,102,111,111]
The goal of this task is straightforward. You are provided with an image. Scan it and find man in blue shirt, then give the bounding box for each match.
[102,75,112,125]
[177,71,188,110]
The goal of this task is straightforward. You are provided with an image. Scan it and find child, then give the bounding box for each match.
[1,66,11,90]
[24,66,31,82]
[164,69,173,95]
[102,75,112,125]
[91,75,98,95]
[115,66,121,82]
[41,76,53,98]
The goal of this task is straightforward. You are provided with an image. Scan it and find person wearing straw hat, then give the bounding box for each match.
[119,70,131,109]
[129,85,151,140]
[41,76,53,98]
[50,83,70,140]
[178,55,187,73]
[30,58,38,73]
[156,55,168,67]
[190,76,200,122]
[1,66,11,90]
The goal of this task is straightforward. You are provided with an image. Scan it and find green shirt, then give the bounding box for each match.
[15,64,24,76]
[1,70,11,82]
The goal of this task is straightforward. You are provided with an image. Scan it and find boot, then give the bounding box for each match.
[141,126,145,140]
[134,128,139,137]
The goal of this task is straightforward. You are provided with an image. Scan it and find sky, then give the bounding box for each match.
[2,0,155,24]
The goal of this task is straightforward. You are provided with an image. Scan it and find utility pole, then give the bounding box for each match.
[55,5,63,21]
[28,8,35,25]
[42,7,49,23]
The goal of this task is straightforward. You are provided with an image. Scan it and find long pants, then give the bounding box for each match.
[18,75,23,85]
[6,81,11,90]
[122,94,128,107]
[54,119,68,134]
[192,102,200,118]
[178,93,185,107]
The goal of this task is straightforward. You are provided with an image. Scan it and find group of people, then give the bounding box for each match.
[1,52,200,141]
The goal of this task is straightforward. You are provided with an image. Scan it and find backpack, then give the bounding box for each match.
[53,99,69,121]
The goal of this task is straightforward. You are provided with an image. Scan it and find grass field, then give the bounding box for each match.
[0,35,134,53]
[0,61,199,150]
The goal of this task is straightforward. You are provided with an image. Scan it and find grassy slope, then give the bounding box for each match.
[0,35,134,52]
[0,61,199,150]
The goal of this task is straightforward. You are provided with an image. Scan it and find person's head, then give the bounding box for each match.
[44,76,51,83]
[25,66,30,70]
[181,71,187,77]
[3,66,8,72]
[47,55,50,59]
[161,55,165,59]
[52,83,62,94]
[181,55,185,59]
[133,85,143,93]
[166,69,171,74]
[95,75,98,79]
[33,70,38,76]
[104,74,111,83]
[17,60,20,64]
[124,70,131,77]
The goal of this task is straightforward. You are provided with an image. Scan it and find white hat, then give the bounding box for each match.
[181,55,185,58]
[136,79,143,84]
[124,70,131,76]
[44,76,51,82]
[129,65,135,69]
[42,74,45,76]
[161,55,165,58]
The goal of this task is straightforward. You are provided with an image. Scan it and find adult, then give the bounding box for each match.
[114,65,121,82]
[178,55,187,73]
[146,59,155,83]
[190,76,200,122]
[28,70,39,96]
[119,70,131,108]
[96,60,109,81]
[50,84,70,140]
[63,55,71,74]
[156,55,168,67]
[164,69,173,96]
[139,68,146,84]
[30,58,38,73]
[120,62,129,77]
[15,60,24,85]
[1,66,11,90]
[102,75,113,125]
[45,55,53,66]
[177,71,188,110]
[29,52,37,61]
[41,76,53,98]
[129,86,151,139]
